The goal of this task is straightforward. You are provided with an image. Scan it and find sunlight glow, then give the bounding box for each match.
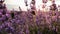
[4,0,60,11]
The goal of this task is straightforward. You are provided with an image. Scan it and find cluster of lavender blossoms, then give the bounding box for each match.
[0,0,60,34]
[0,9,60,34]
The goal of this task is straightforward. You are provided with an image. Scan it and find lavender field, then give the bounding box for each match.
[0,0,60,34]
[0,9,60,34]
